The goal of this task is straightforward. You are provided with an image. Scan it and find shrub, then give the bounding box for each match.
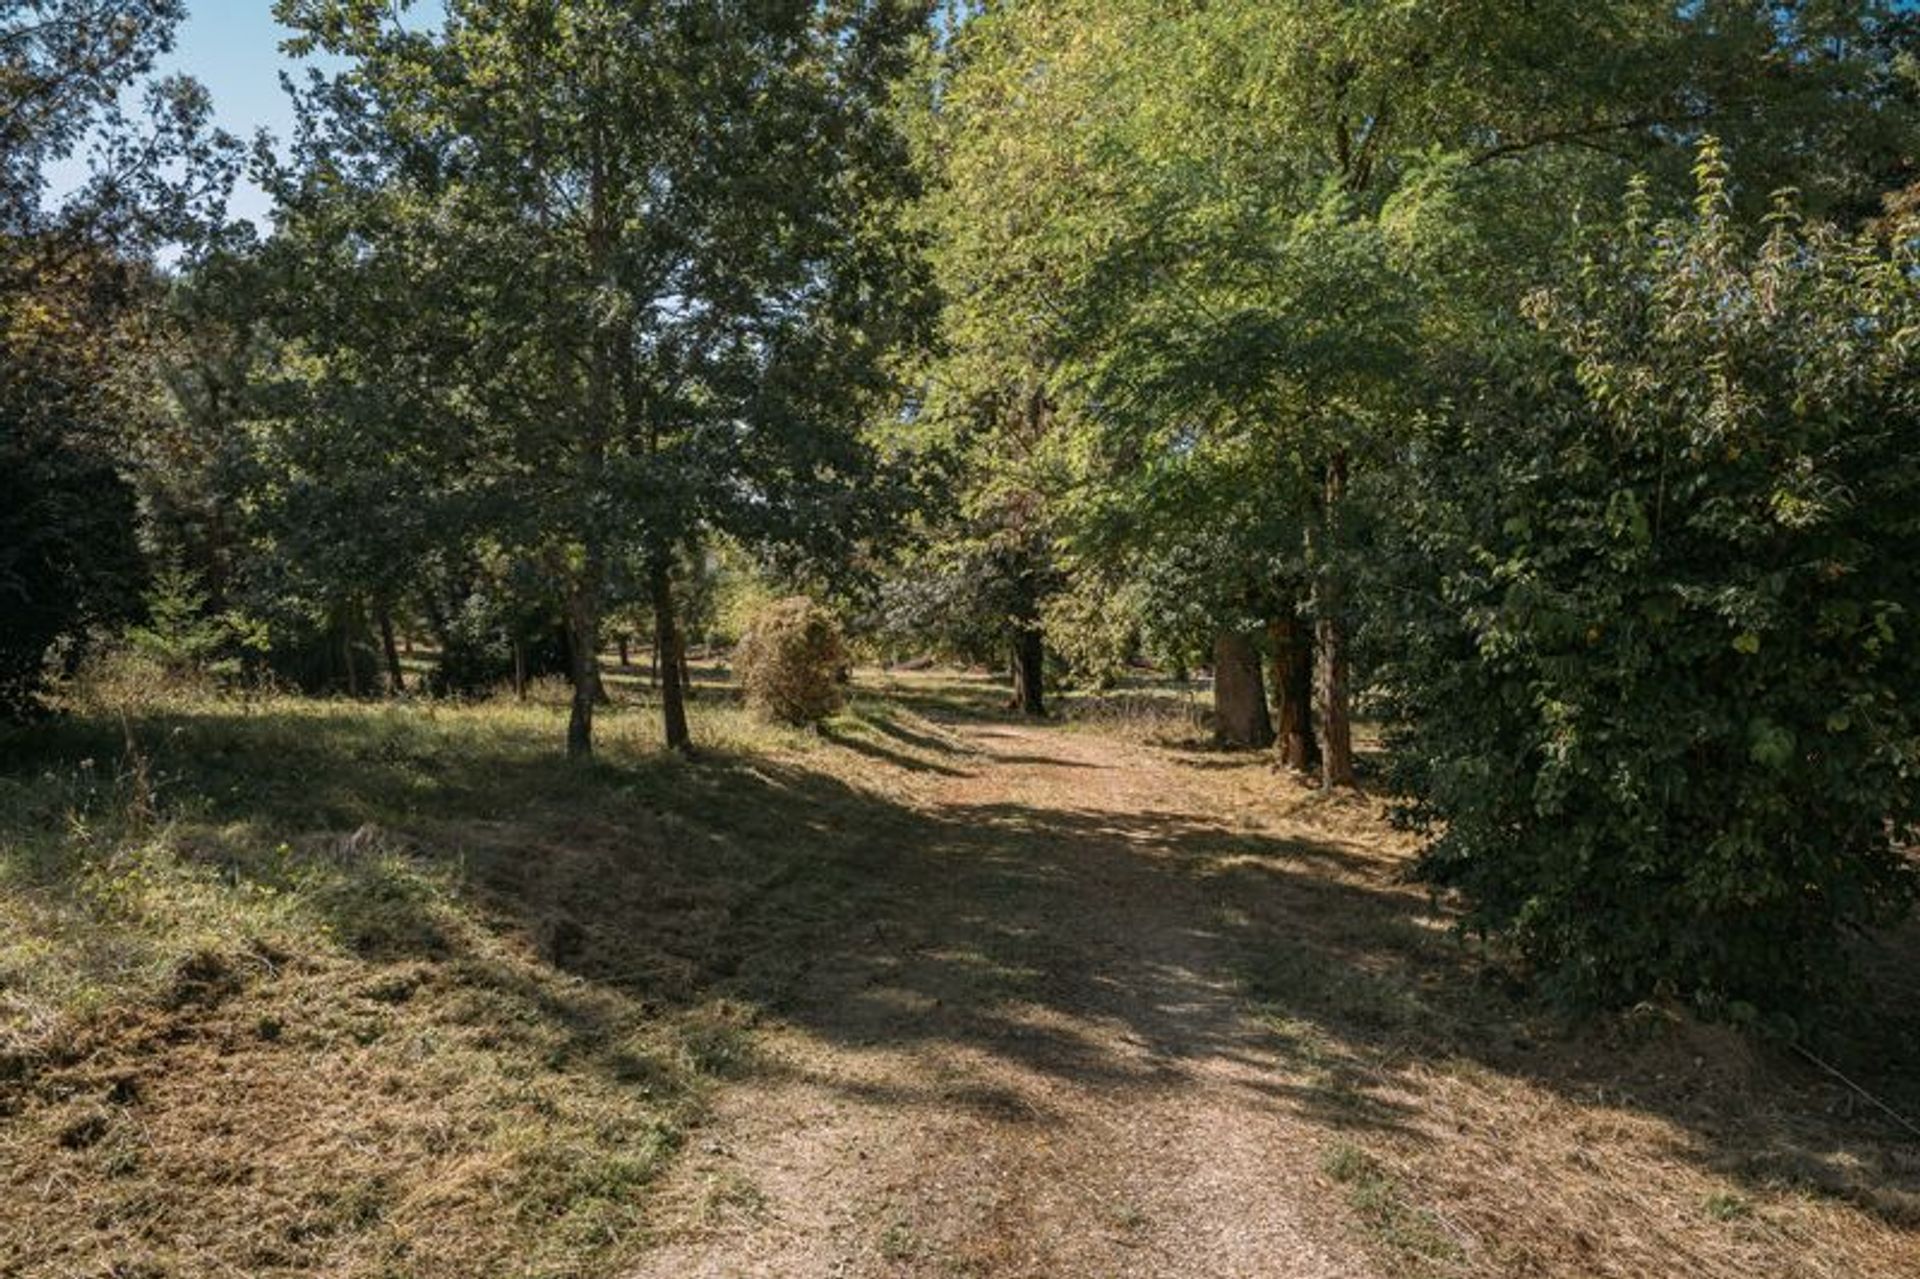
[1373,148,1920,1019]
[126,562,270,684]
[0,380,142,719]
[735,596,849,725]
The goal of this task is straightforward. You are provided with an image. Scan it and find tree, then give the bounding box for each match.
[1,1,239,717]
[0,251,145,713]
[916,0,1920,788]
[1376,152,1920,1016]
[269,0,930,756]
[872,387,1064,717]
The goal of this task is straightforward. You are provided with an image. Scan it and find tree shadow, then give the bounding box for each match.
[850,704,973,758]
[817,723,971,777]
[6,699,1918,1237]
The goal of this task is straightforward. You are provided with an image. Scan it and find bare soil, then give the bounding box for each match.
[628,699,1920,1279]
[632,721,1380,1278]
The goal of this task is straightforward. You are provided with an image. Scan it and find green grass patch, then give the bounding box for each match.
[1321,1142,1466,1276]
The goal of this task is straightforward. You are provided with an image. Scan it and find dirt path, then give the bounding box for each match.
[628,721,1379,1279]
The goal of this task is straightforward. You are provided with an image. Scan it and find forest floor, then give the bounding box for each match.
[2,669,1918,1277]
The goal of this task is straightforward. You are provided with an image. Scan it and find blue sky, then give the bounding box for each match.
[48,1,442,228]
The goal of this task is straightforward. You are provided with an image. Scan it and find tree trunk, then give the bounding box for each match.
[678,642,693,701]
[1267,612,1316,773]
[617,633,629,668]
[512,637,528,701]
[566,584,602,760]
[651,558,691,752]
[378,608,405,695]
[649,631,659,688]
[1315,611,1355,787]
[565,102,616,760]
[341,615,359,698]
[1010,625,1046,717]
[567,624,609,705]
[1212,631,1274,749]
[1315,453,1357,788]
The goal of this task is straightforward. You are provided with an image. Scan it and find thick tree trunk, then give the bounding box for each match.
[1212,631,1274,749]
[651,558,691,752]
[617,633,629,668]
[648,632,659,689]
[378,608,405,695]
[1315,612,1355,787]
[566,584,602,760]
[1268,612,1316,773]
[1010,625,1047,717]
[566,624,609,705]
[1315,453,1357,788]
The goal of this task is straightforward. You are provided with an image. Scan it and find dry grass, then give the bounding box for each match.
[1172,742,1920,1279]
[0,667,948,1277]
[2,662,1917,1277]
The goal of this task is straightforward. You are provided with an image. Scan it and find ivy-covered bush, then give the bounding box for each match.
[736,596,849,725]
[1376,151,1920,1019]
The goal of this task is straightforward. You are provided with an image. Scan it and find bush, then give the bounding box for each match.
[417,583,567,698]
[736,597,849,725]
[0,370,142,719]
[126,562,270,684]
[1374,150,1920,1019]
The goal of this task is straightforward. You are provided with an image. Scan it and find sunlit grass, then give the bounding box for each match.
[0,664,957,1277]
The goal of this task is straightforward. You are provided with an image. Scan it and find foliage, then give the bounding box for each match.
[1,0,186,233]
[736,597,851,726]
[0,1,240,719]
[0,247,148,718]
[906,0,1920,782]
[125,561,268,683]
[1376,151,1920,1017]
[1038,571,1139,689]
[256,0,931,756]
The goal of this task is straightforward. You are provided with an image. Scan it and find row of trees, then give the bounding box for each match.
[905,0,1919,781]
[4,1,932,758]
[6,0,1919,1016]
[199,0,932,757]
[894,1,1920,1014]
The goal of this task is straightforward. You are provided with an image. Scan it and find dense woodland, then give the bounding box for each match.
[8,0,1920,1035]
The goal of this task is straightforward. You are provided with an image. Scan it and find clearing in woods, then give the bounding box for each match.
[2,671,1916,1278]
